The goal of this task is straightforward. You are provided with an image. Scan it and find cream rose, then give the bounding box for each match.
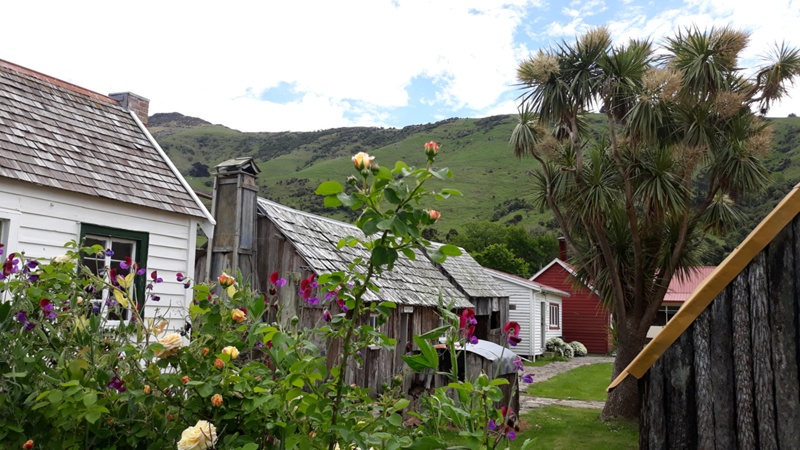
[177,420,217,450]
[231,309,247,323]
[221,346,240,359]
[352,152,374,170]
[154,332,183,358]
[52,254,72,263]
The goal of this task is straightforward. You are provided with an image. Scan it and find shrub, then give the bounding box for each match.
[570,341,588,356]
[545,337,566,352]
[562,345,575,358]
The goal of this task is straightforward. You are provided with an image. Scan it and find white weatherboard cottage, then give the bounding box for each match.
[485,268,567,358]
[0,59,215,332]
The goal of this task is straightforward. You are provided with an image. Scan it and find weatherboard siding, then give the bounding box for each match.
[531,263,611,354]
[0,179,198,333]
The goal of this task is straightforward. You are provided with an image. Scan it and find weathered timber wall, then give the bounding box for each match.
[640,215,800,449]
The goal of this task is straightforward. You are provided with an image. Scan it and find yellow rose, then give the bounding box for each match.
[153,332,183,358]
[211,393,223,407]
[222,346,240,359]
[352,152,375,170]
[231,309,247,323]
[177,420,218,450]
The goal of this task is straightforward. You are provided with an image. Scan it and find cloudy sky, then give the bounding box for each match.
[4,0,799,132]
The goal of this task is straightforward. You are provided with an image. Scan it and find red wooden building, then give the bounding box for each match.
[530,254,612,355]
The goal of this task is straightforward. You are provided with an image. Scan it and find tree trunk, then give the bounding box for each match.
[603,327,645,419]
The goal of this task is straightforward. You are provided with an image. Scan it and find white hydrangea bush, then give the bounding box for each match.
[570,341,588,356]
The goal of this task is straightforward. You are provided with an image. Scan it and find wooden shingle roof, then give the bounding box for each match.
[0,60,208,218]
[256,197,472,308]
[430,243,508,298]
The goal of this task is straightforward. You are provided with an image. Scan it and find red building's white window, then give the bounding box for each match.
[549,303,560,329]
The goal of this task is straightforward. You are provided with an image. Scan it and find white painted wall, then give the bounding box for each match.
[0,178,200,333]
[543,292,563,344]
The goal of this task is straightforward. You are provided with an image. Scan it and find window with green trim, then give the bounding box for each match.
[80,224,149,323]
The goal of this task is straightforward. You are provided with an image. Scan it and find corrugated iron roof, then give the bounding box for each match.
[429,243,508,298]
[663,266,716,302]
[256,197,473,308]
[0,60,207,218]
[485,267,569,297]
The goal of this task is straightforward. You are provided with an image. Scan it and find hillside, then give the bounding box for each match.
[151,112,800,263]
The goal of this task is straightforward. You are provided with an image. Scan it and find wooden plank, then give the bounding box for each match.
[708,286,737,449]
[748,252,778,450]
[767,218,800,449]
[692,307,714,449]
[643,360,666,450]
[731,270,756,449]
[663,326,696,449]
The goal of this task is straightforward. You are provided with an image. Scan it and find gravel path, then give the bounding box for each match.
[518,355,615,412]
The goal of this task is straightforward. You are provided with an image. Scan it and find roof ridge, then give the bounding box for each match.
[257,196,360,231]
[0,59,118,105]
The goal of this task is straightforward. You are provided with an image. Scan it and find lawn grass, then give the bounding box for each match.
[527,362,613,401]
[442,406,638,449]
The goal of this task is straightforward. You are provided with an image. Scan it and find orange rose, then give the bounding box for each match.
[166,413,174,421]
[214,358,225,369]
[211,393,223,407]
[218,272,235,288]
[231,309,247,323]
[202,347,210,356]
[428,210,441,222]
[424,141,439,155]
[352,152,375,170]
[143,385,151,395]
[22,440,34,449]
[181,376,190,384]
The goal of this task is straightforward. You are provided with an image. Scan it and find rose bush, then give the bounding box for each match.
[0,142,529,449]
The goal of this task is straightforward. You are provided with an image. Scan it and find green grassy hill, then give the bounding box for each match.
[151,112,800,262]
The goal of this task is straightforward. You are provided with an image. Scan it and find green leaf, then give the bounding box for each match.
[85,410,102,424]
[196,383,214,397]
[414,335,439,371]
[376,166,393,180]
[427,249,445,264]
[401,247,416,261]
[384,187,402,204]
[418,326,449,340]
[438,244,462,257]
[489,378,509,386]
[392,399,410,412]
[3,372,27,378]
[362,218,380,235]
[486,386,504,402]
[338,192,360,208]
[377,218,394,231]
[83,392,98,407]
[402,354,436,372]
[392,161,410,174]
[387,413,403,428]
[324,195,343,208]
[315,181,344,196]
[48,390,63,404]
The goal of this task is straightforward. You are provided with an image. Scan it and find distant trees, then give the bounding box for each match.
[188,162,210,177]
[446,221,558,277]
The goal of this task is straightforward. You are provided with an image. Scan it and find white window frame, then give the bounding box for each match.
[549,302,560,329]
[81,235,139,325]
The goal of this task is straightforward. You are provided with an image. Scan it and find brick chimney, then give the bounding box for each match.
[558,236,567,261]
[109,92,149,126]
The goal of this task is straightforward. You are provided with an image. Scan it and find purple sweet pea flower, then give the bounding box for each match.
[275,278,287,287]
[469,335,478,345]
[137,267,146,276]
[105,248,114,257]
[14,310,27,323]
[184,282,191,289]
[91,304,101,315]
[489,419,497,431]
[176,272,185,282]
[27,260,39,269]
[108,376,126,393]
[306,297,319,306]
[522,374,534,383]
[513,357,524,372]
[24,321,36,331]
[151,296,160,302]
[322,310,332,322]
[507,431,516,441]
[28,274,39,282]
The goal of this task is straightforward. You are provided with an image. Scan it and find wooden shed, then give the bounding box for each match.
[609,183,800,449]
[198,158,496,395]
[487,268,568,358]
